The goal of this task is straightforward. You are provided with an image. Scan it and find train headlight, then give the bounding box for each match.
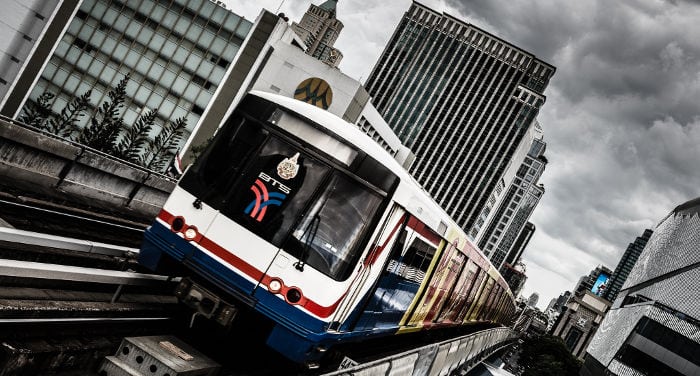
[268,279,283,293]
[184,226,198,240]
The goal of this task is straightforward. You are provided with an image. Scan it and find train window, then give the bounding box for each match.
[286,171,383,281]
[179,114,268,208]
[221,136,331,246]
[388,236,436,284]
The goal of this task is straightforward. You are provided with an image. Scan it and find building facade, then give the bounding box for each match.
[290,0,343,67]
[364,1,555,233]
[581,197,700,376]
[1,0,256,171]
[602,228,653,303]
[550,266,613,360]
[0,0,61,105]
[476,135,547,268]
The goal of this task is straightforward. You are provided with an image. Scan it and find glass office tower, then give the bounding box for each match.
[364,1,555,232]
[21,0,251,159]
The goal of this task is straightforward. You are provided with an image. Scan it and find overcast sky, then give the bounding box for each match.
[227,0,700,310]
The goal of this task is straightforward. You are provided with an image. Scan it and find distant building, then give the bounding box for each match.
[364,1,555,234]
[291,0,343,67]
[476,129,547,268]
[574,265,613,299]
[581,197,700,376]
[527,292,539,308]
[501,261,527,296]
[551,290,571,314]
[602,228,652,303]
[550,277,611,360]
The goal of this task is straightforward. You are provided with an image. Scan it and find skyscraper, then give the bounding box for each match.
[602,228,653,303]
[291,0,343,67]
[364,1,555,232]
[475,127,547,268]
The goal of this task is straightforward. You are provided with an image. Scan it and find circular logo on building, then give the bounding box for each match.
[294,77,333,110]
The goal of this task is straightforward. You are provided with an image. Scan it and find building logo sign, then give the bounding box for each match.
[294,77,333,110]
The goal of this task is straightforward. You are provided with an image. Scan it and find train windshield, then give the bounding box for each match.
[180,108,384,280]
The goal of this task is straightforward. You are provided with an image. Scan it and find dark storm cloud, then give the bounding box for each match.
[445,0,700,302]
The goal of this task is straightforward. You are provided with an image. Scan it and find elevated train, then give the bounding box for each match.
[138,90,516,369]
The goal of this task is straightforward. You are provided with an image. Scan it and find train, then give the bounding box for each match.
[138,90,516,369]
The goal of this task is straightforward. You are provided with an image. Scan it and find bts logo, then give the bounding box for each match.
[243,173,292,222]
[258,172,291,194]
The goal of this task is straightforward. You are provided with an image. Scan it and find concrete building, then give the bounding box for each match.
[0,0,61,105]
[364,1,555,233]
[551,267,611,359]
[182,7,412,167]
[500,261,526,297]
[290,0,343,67]
[0,0,255,170]
[581,197,700,376]
[602,228,652,303]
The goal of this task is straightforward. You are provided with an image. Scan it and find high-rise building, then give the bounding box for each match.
[291,0,343,67]
[602,228,652,303]
[551,267,613,360]
[1,0,257,171]
[476,131,547,268]
[364,1,555,232]
[581,197,700,376]
[502,221,535,269]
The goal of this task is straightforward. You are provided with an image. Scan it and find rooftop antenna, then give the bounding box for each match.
[275,0,285,13]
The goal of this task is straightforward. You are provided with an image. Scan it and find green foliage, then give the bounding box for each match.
[19,91,54,129]
[18,73,189,174]
[143,116,188,171]
[114,108,157,163]
[519,335,582,376]
[45,90,92,138]
[77,74,129,153]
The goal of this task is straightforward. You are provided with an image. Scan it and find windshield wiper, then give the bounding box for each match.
[294,214,320,272]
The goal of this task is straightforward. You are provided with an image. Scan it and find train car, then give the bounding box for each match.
[138,90,516,369]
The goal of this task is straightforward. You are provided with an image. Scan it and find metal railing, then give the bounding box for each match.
[322,327,517,376]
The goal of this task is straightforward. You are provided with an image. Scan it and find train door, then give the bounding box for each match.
[352,215,440,331]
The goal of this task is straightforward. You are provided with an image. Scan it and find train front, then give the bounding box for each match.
[138,91,398,367]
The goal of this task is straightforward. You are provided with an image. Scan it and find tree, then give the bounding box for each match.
[143,116,188,172]
[19,91,54,129]
[77,74,129,153]
[519,335,582,376]
[44,90,92,138]
[114,108,157,163]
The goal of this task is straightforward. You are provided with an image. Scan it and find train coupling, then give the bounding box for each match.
[175,278,238,327]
